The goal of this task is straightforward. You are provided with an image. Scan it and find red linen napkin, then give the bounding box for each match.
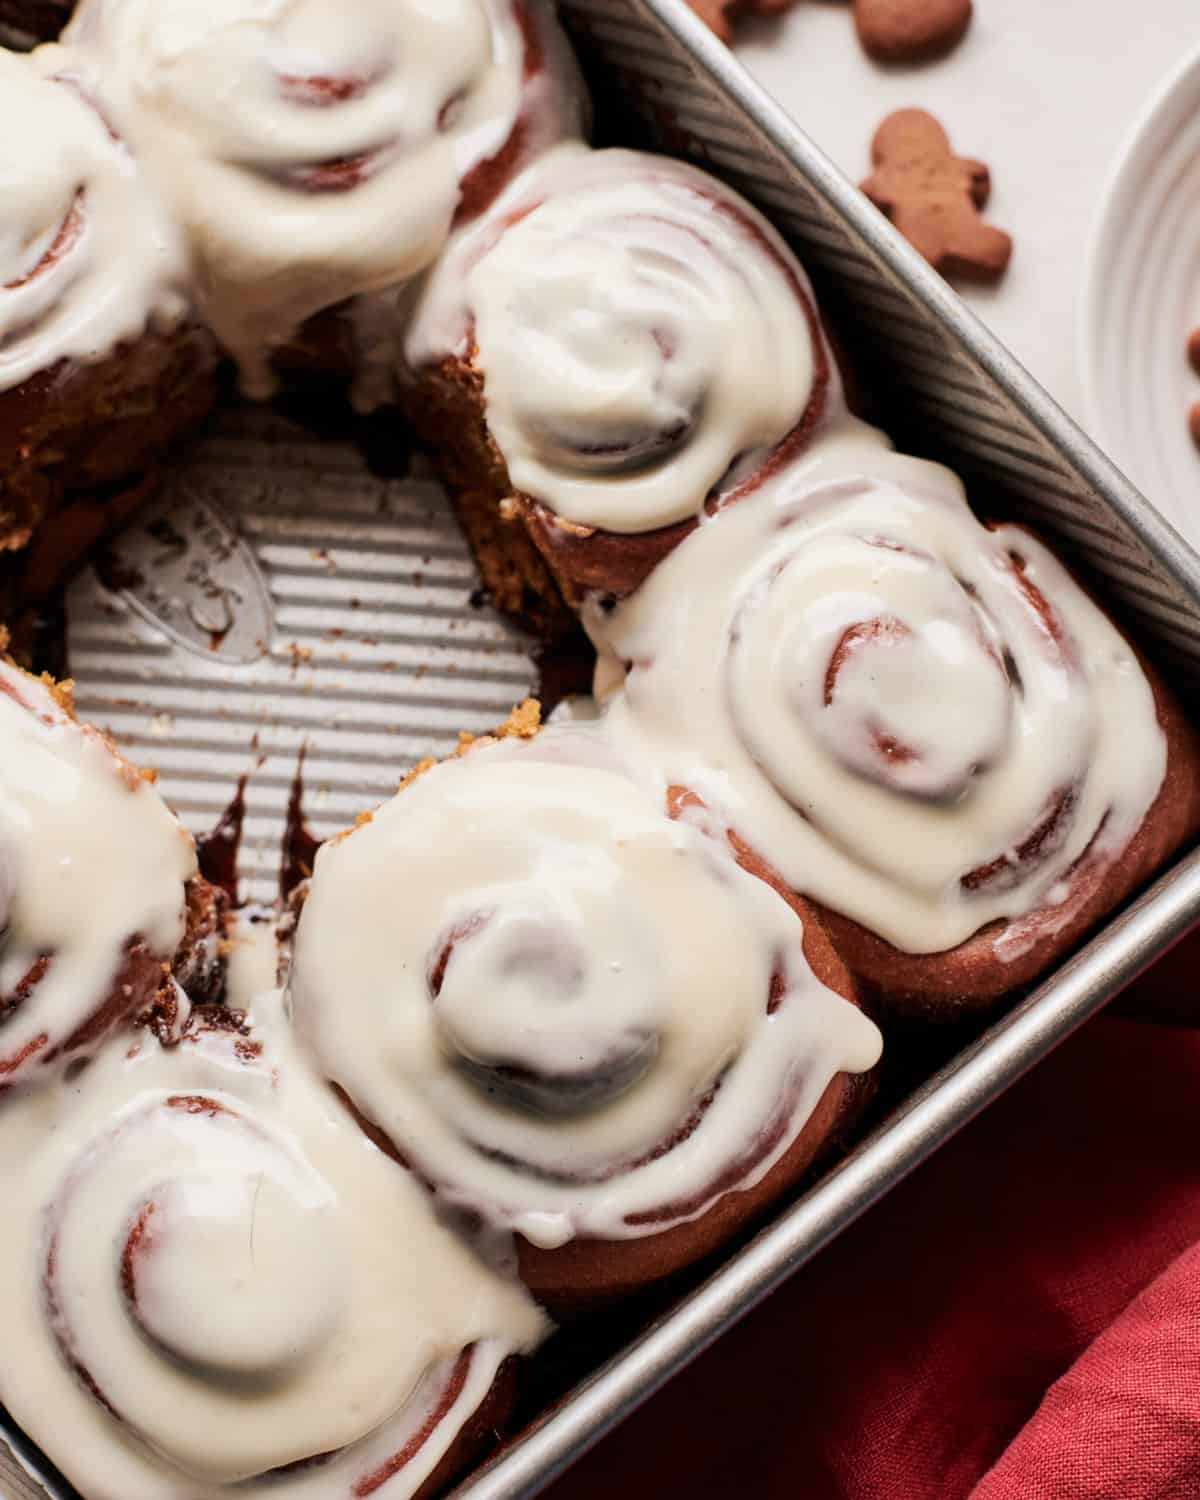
[547,939,1200,1500]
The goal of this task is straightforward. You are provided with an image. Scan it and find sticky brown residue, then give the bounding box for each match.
[196,775,247,905]
[281,745,322,902]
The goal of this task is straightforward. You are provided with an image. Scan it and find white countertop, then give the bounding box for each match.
[737,0,1194,433]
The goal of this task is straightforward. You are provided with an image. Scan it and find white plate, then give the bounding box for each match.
[1081,43,1200,545]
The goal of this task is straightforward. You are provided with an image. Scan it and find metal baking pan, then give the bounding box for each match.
[450,1,1200,1494]
[5,0,1200,1496]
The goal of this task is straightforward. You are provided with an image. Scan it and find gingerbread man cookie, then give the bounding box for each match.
[855,0,972,62]
[861,108,1012,282]
[686,0,972,60]
[686,0,794,45]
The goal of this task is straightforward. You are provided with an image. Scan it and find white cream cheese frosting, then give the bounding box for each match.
[406,144,829,533]
[591,417,1168,957]
[58,0,585,395]
[287,723,881,1250]
[0,662,196,1082]
[0,47,191,393]
[0,989,546,1498]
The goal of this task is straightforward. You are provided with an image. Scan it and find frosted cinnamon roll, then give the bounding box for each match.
[288,719,881,1302]
[593,420,1200,1013]
[63,0,586,396]
[0,47,215,559]
[403,143,835,626]
[0,992,545,1498]
[0,660,214,1084]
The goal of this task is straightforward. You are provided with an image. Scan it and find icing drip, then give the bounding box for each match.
[406,144,827,533]
[592,418,1168,956]
[0,992,545,1498]
[0,662,195,1082]
[288,725,881,1250]
[61,0,585,394]
[0,48,190,393]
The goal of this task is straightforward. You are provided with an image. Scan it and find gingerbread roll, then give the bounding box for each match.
[0,660,225,1085]
[0,47,216,564]
[0,995,545,1499]
[287,721,882,1304]
[62,0,586,396]
[592,418,1200,1015]
[403,143,835,626]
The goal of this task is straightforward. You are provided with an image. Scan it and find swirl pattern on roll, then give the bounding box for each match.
[0,48,190,394]
[288,725,880,1251]
[1,995,544,1499]
[0,662,196,1083]
[406,144,831,534]
[593,419,1169,958]
[60,0,585,393]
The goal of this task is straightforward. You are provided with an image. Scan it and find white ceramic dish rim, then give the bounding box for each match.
[1079,38,1200,537]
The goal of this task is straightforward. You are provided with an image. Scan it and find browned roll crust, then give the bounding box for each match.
[403,329,831,629]
[628,495,1200,1021]
[454,0,572,228]
[399,360,577,637]
[513,312,833,614]
[517,1068,868,1307]
[400,153,834,632]
[515,787,872,1307]
[0,874,226,1084]
[517,298,873,614]
[810,650,1200,1019]
[306,713,877,1306]
[0,664,228,1082]
[0,328,219,575]
[38,1045,522,1500]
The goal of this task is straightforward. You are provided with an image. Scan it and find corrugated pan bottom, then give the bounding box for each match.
[65,401,540,907]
